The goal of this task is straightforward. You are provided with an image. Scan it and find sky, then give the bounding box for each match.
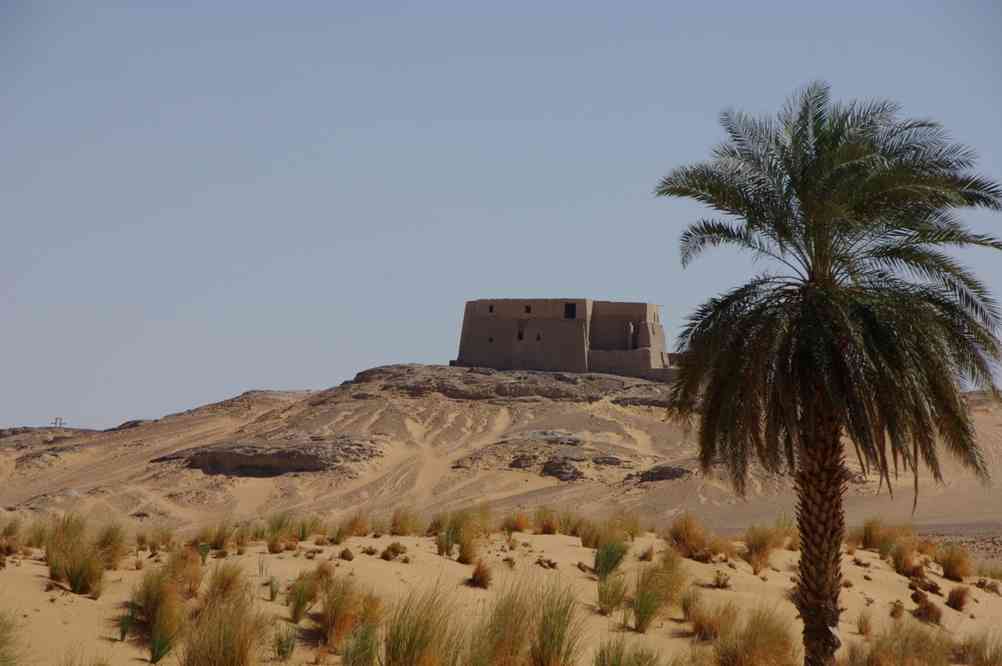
[3,1,1001,429]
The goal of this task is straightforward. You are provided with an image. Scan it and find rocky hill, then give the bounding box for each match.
[2,364,1000,534]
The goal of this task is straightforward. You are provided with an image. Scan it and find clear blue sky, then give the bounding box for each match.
[3,1,1001,429]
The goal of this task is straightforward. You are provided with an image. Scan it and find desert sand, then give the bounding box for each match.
[1,363,1001,664]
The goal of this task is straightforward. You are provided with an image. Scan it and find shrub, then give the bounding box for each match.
[714,606,798,666]
[529,581,583,666]
[580,520,626,550]
[856,609,872,638]
[132,569,171,624]
[598,574,628,616]
[593,637,662,666]
[178,586,268,666]
[890,600,904,619]
[341,547,355,561]
[861,518,883,550]
[383,586,464,666]
[25,518,50,549]
[692,601,739,641]
[535,507,560,535]
[742,525,777,574]
[680,587,701,622]
[267,512,294,539]
[595,540,629,580]
[45,513,89,582]
[467,583,533,666]
[937,545,973,581]
[946,586,970,612]
[667,513,707,559]
[892,541,922,578]
[272,624,296,661]
[501,512,531,534]
[469,559,492,589]
[712,570,731,589]
[267,535,284,554]
[613,510,642,540]
[0,610,22,666]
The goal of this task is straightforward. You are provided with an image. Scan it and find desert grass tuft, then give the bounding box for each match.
[529,581,584,666]
[149,582,185,664]
[593,637,662,666]
[467,582,534,666]
[856,609,872,638]
[714,606,798,666]
[913,596,942,625]
[977,560,1002,581]
[597,574,628,616]
[390,508,421,536]
[742,525,777,574]
[680,586,702,622]
[691,601,739,642]
[383,586,465,666]
[94,522,128,570]
[937,544,973,581]
[501,511,531,535]
[179,585,268,666]
[535,506,560,535]
[272,624,297,661]
[839,619,952,666]
[891,540,922,578]
[317,575,364,650]
[953,631,1002,666]
[165,546,204,598]
[342,622,380,666]
[594,539,629,580]
[667,513,708,559]
[469,559,492,589]
[946,586,970,612]
[631,553,687,635]
[202,562,245,607]
[0,610,22,666]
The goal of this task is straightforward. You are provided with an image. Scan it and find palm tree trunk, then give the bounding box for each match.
[794,400,848,666]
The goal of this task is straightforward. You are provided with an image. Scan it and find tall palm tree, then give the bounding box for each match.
[657,82,1001,666]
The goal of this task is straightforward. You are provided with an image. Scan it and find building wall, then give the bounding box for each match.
[454,298,671,379]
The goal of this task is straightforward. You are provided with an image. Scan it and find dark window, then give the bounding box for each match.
[488,304,494,313]
[488,337,494,343]
[517,331,524,341]
[564,302,576,319]
[536,333,542,341]
[525,305,532,314]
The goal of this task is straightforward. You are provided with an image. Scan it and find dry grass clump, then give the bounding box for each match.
[714,606,799,666]
[209,520,233,551]
[535,506,560,535]
[680,587,701,622]
[149,582,185,663]
[839,619,953,666]
[742,525,778,575]
[467,582,534,666]
[179,584,268,666]
[612,510,643,541]
[0,610,22,666]
[201,562,245,608]
[593,637,662,666]
[380,542,408,561]
[272,624,296,662]
[953,632,1002,666]
[389,508,421,536]
[165,547,204,598]
[912,594,942,625]
[94,523,128,570]
[598,575,628,616]
[891,541,923,578]
[936,544,973,581]
[469,559,492,589]
[631,550,688,633]
[342,511,371,538]
[288,572,319,624]
[317,575,377,651]
[946,586,970,611]
[580,520,629,550]
[383,586,465,666]
[773,514,799,551]
[691,601,739,641]
[667,513,708,559]
[45,514,105,597]
[501,511,532,535]
[856,609,873,638]
[852,518,915,559]
[977,560,1002,580]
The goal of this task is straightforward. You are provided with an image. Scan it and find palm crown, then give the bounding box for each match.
[658,82,1002,500]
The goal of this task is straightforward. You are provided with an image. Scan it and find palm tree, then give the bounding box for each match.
[657,82,1001,666]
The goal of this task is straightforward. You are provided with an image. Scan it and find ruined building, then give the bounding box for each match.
[451,298,676,381]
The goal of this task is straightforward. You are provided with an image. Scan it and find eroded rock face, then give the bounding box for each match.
[152,435,383,477]
[627,464,693,483]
